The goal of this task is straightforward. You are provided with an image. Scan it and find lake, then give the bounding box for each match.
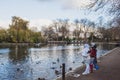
[0,43,116,80]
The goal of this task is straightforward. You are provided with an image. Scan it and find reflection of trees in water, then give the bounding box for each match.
[60,48,68,63]
[9,45,29,63]
[98,43,115,50]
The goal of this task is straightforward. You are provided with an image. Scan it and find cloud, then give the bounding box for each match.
[36,0,97,9]
[61,0,97,9]
[29,19,53,31]
[0,20,10,29]
[36,0,55,2]
[0,18,53,31]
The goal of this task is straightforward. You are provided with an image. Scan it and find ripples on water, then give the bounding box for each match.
[0,43,116,80]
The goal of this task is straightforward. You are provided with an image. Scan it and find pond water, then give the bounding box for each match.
[0,43,116,80]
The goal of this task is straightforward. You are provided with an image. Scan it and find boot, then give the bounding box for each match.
[90,63,93,73]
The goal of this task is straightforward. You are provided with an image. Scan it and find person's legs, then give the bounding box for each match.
[82,60,90,75]
[93,58,99,70]
[90,58,94,73]
[86,63,90,73]
[90,63,93,73]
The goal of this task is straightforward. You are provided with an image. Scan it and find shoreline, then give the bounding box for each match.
[0,41,119,45]
[56,47,120,80]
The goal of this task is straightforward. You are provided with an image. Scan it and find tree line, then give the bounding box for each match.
[0,16,44,43]
[0,16,120,43]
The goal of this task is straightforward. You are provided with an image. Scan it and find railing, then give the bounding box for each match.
[47,41,67,44]
[47,41,82,44]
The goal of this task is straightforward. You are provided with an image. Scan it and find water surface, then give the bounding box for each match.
[0,43,116,80]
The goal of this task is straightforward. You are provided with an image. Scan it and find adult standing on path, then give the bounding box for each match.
[81,43,91,75]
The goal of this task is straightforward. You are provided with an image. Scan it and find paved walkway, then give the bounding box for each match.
[57,47,120,80]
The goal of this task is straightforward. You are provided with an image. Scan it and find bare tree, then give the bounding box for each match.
[90,22,95,42]
[41,26,56,41]
[73,19,82,40]
[52,20,61,41]
[57,19,70,41]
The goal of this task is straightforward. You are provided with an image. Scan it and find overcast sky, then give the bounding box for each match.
[0,0,117,30]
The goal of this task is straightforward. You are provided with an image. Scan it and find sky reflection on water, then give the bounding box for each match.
[0,43,116,80]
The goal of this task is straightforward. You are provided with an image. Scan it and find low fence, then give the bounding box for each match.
[47,41,67,44]
[47,41,81,44]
